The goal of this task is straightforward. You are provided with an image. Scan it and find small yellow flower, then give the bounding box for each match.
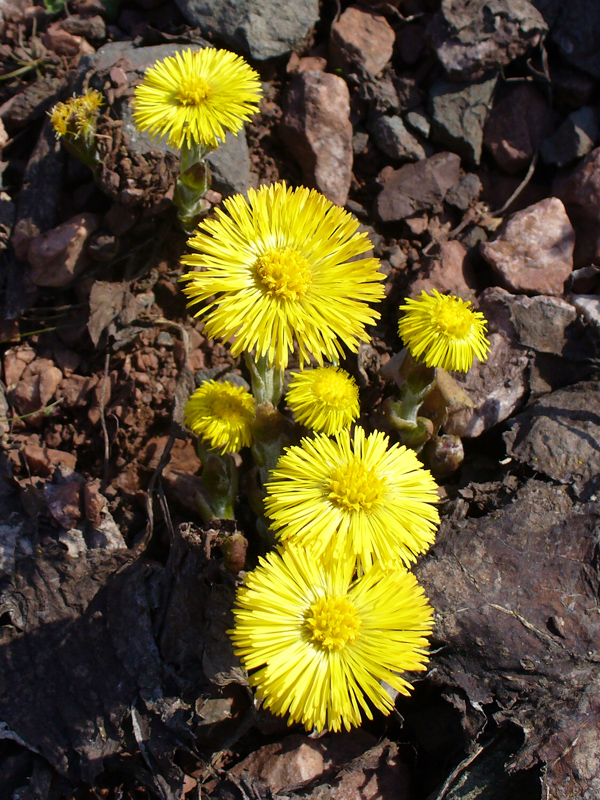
[287,366,359,435]
[131,48,262,151]
[398,290,490,372]
[230,546,434,733]
[264,426,439,570]
[184,380,256,453]
[49,90,103,139]
[181,183,384,371]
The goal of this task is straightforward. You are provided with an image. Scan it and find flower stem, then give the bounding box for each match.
[244,352,284,407]
[174,140,212,233]
[385,356,436,450]
[195,446,238,522]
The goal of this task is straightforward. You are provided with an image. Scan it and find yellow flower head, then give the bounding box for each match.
[49,90,103,139]
[398,290,490,372]
[184,380,256,453]
[264,426,439,570]
[131,48,262,151]
[230,546,434,732]
[287,366,359,436]
[180,183,384,371]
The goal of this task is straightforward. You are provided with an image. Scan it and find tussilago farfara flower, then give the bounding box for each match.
[230,546,434,732]
[132,48,262,151]
[287,366,359,436]
[264,426,439,570]
[49,89,103,139]
[398,290,490,373]
[184,380,256,453]
[180,183,384,371]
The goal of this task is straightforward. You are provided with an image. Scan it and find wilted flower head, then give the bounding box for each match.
[264,426,439,570]
[230,546,434,732]
[287,366,359,436]
[49,89,103,139]
[398,290,490,373]
[180,183,384,371]
[132,48,262,151]
[184,380,256,453]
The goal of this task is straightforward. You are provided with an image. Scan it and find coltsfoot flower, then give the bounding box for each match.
[230,546,434,732]
[49,89,103,139]
[184,380,256,453]
[287,366,359,436]
[132,48,262,150]
[180,183,384,371]
[398,290,490,372]
[264,426,439,569]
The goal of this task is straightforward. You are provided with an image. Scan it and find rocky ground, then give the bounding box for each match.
[1,0,600,798]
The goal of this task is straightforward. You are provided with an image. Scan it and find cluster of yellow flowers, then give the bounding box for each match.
[49,88,103,140]
[127,46,491,734]
[55,47,491,735]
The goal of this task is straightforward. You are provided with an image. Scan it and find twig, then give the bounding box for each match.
[99,350,111,490]
[493,151,538,216]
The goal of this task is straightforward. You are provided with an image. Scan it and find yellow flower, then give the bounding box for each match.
[264,426,439,570]
[398,290,490,372]
[49,90,103,139]
[230,546,434,733]
[131,48,262,151]
[184,380,256,453]
[180,183,384,371]
[287,366,359,435]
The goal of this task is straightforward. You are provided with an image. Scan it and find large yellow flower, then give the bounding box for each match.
[264,427,439,569]
[132,48,262,150]
[180,183,384,371]
[398,290,490,372]
[230,546,434,732]
[286,366,359,436]
[184,380,256,453]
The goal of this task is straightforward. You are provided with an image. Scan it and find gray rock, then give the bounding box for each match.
[174,0,319,61]
[376,151,461,222]
[428,0,548,81]
[405,109,430,139]
[368,115,427,162]
[533,0,600,79]
[445,172,482,210]
[540,106,599,168]
[430,74,497,164]
[479,286,578,355]
[80,42,254,197]
[504,381,600,493]
[443,332,530,438]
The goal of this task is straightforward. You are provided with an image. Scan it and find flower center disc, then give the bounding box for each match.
[255,247,312,300]
[312,372,355,409]
[328,458,385,511]
[433,302,473,338]
[177,76,212,106]
[306,596,361,650]
[211,395,248,422]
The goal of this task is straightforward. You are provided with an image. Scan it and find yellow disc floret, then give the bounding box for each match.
[287,366,359,435]
[230,546,434,732]
[181,183,384,371]
[132,48,262,150]
[398,290,490,372]
[264,426,439,570]
[184,379,256,453]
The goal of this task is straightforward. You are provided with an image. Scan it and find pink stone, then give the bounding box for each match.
[330,6,395,77]
[480,197,574,295]
[28,213,100,288]
[280,71,353,207]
